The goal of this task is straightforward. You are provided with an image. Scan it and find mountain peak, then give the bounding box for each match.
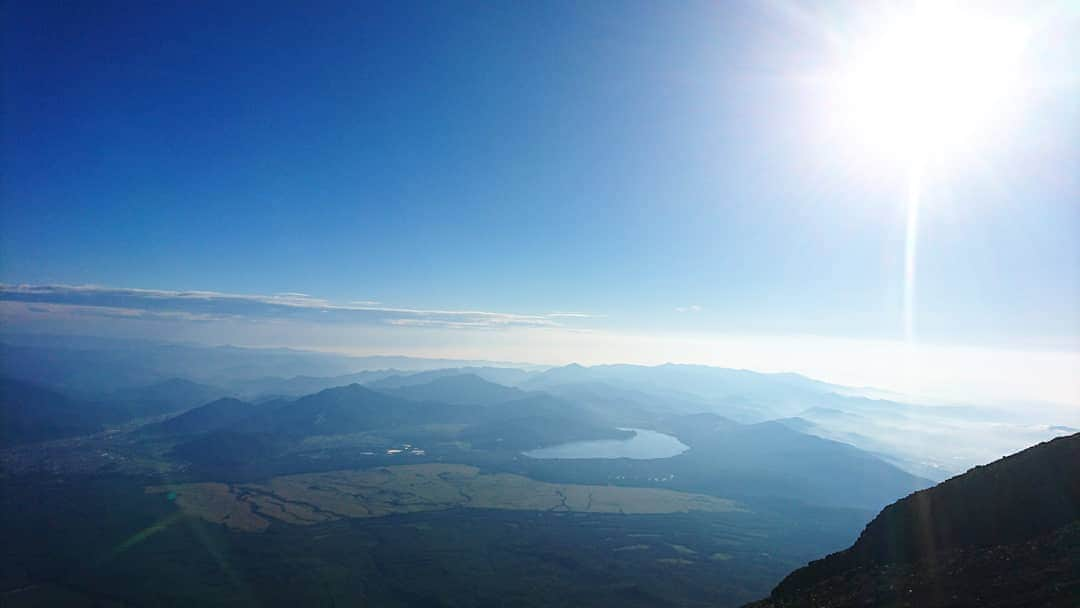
[385,373,525,405]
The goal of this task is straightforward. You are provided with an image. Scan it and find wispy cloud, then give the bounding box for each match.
[0,284,595,330]
[547,312,604,319]
[675,304,703,313]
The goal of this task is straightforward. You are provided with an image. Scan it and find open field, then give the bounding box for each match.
[147,463,742,531]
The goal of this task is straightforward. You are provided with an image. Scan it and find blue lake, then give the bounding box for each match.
[522,428,689,460]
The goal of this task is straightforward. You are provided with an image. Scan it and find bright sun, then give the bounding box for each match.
[835,4,1028,163]
[824,4,1033,346]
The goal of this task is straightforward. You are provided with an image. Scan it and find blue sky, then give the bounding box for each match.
[2,2,1078,402]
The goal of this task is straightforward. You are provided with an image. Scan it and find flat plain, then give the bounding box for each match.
[147,463,742,531]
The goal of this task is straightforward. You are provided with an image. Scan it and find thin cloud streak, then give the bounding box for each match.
[0,284,593,330]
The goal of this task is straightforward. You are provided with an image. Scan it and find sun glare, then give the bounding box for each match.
[836,5,1028,162]
[822,4,1033,349]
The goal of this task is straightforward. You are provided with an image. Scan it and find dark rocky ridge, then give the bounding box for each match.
[746,432,1080,607]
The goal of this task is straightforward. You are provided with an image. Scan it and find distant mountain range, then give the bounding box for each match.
[224,370,400,400]
[382,373,528,404]
[3,336,1075,517]
[234,383,475,436]
[105,370,927,510]
[0,334,533,393]
[746,432,1080,607]
[367,367,534,390]
[156,377,628,453]
[107,378,230,417]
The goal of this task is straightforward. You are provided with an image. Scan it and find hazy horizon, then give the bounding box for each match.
[3,287,1078,409]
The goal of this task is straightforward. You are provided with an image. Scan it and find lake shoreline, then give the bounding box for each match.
[522,428,690,460]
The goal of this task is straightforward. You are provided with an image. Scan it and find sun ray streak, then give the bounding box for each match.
[904,157,925,346]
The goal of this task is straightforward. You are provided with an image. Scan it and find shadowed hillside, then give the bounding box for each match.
[0,378,106,445]
[146,397,262,435]
[746,432,1080,607]
[108,378,229,417]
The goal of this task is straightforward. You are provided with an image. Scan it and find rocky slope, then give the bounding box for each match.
[746,432,1080,607]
